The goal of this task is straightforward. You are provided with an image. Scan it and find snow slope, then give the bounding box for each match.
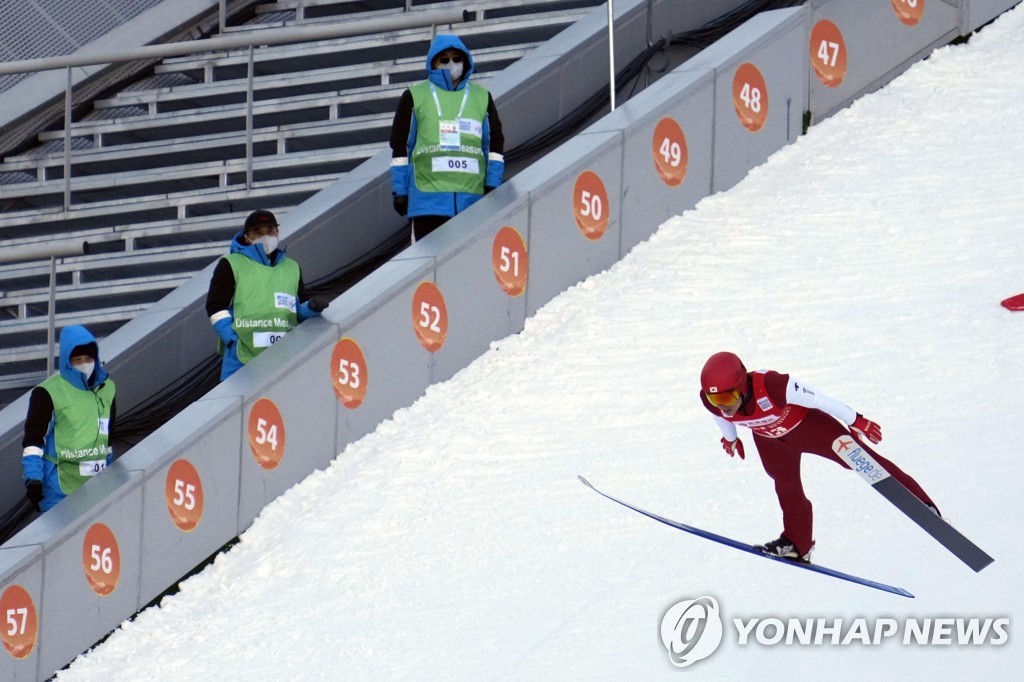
[58,5,1024,680]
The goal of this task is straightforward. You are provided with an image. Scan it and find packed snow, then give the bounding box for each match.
[58,5,1024,680]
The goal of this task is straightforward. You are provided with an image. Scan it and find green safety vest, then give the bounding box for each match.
[226,252,301,364]
[41,373,115,495]
[409,80,490,194]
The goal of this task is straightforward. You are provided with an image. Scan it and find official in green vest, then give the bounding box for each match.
[22,325,116,512]
[206,209,329,381]
[390,34,505,242]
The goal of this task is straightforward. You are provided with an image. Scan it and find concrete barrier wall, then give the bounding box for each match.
[1,0,1019,677]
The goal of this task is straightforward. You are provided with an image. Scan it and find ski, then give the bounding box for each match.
[578,475,914,599]
[1001,293,1024,311]
[831,435,993,572]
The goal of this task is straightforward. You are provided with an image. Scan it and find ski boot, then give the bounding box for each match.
[755,534,814,564]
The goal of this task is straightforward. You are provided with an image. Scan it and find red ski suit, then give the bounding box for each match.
[701,370,936,556]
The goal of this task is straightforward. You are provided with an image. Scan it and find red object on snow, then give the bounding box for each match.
[1002,293,1024,311]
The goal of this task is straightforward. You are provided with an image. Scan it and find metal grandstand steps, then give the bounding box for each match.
[153,12,585,80]
[0,141,384,207]
[0,0,606,393]
[0,179,323,235]
[1,273,190,321]
[252,0,601,24]
[102,45,531,112]
[3,116,392,186]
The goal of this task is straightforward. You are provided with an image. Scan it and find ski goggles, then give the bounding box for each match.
[706,389,742,409]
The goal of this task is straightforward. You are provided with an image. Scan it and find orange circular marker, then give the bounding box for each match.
[891,0,925,26]
[652,117,689,187]
[573,170,609,240]
[331,337,368,408]
[492,226,528,296]
[82,523,120,597]
[732,62,769,132]
[810,20,848,88]
[165,459,204,532]
[0,585,37,659]
[412,281,448,352]
[247,398,286,470]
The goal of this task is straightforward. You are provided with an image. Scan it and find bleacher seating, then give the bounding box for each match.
[0,0,605,400]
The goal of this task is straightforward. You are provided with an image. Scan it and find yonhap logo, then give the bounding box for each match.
[660,596,724,667]
[657,596,1009,666]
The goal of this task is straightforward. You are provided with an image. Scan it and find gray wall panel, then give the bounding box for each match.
[136,396,243,603]
[36,472,142,678]
[329,258,436,448]
[963,0,1021,31]
[589,67,717,253]
[426,197,532,383]
[701,8,810,193]
[809,0,961,123]
[0,546,42,681]
[235,331,341,529]
[518,131,624,318]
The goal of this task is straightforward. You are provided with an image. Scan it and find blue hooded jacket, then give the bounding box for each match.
[211,232,320,380]
[224,230,319,322]
[22,325,114,511]
[390,34,504,219]
[56,324,109,391]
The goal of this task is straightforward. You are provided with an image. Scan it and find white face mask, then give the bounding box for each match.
[445,62,464,82]
[254,235,279,253]
[73,361,95,378]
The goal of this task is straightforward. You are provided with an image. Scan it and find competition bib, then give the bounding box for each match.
[431,156,480,174]
[253,331,286,348]
[80,460,106,477]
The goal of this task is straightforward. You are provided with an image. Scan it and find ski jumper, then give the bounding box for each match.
[701,370,936,555]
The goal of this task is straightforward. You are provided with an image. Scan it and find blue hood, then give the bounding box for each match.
[58,325,108,390]
[425,34,475,92]
[229,230,287,266]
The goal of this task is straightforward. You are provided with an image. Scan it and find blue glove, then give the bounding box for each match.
[298,296,329,321]
[213,317,238,346]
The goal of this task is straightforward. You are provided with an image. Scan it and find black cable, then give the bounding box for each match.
[670,0,807,49]
[114,354,221,443]
[0,499,34,545]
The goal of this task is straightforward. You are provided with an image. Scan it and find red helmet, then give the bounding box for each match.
[701,352,747,394]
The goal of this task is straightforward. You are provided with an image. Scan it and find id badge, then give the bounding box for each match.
[439,120,460,150]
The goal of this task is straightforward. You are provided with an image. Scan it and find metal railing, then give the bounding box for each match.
[0,6,470,212]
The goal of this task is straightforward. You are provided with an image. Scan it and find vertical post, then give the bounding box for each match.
[63,66,72,211]
[219,0,227,33]
[644,0,653,90]
[607,0,616,112]
[47,256,57,376]
[246,44,255,190]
